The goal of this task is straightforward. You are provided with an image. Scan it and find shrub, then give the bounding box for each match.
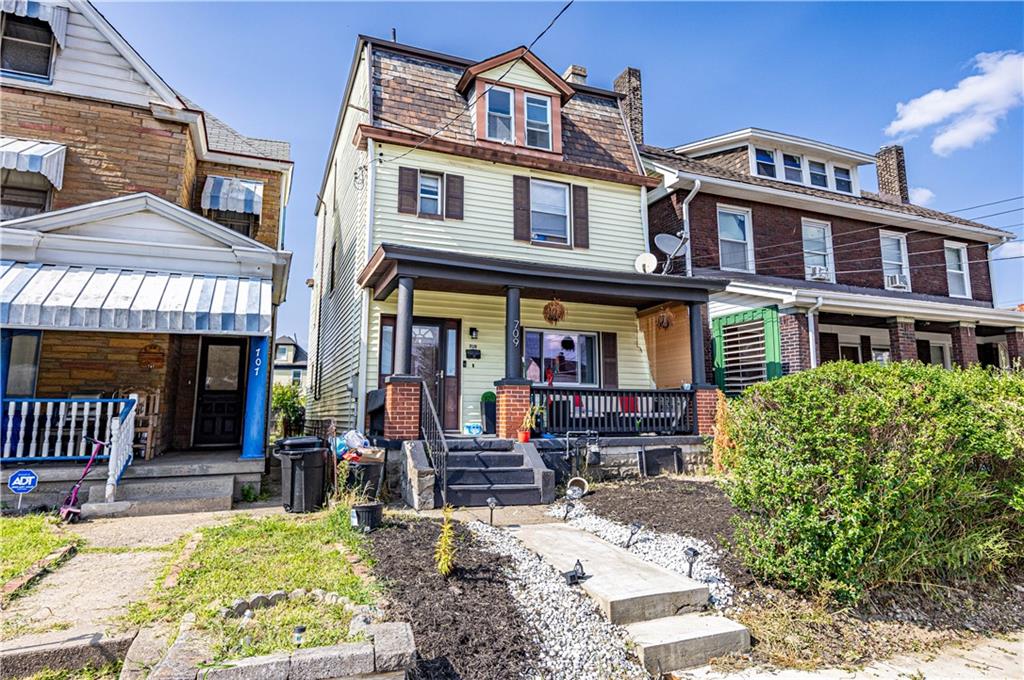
[435,505,456,577]
[272,383,304,433]
[719,361,1024,602]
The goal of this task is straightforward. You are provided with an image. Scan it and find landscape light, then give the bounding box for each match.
[563,501,574,521]
[293,625,306,647]
[683,546,700,578]
[486,496,498,525]
[625,521,643,549]
[563,559,587,585]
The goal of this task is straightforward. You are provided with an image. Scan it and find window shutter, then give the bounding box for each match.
[513,176,531,241]
[601,332,618,388]
[398,167,418,214]
[445,174,464,220]
[572,185,589,248]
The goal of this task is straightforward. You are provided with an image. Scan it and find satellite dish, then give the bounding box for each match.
[654,233,686,257]
[634,252,658,274]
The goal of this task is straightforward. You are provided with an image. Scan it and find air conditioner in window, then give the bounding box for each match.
[807,265,831,281]
[885,273,909,290]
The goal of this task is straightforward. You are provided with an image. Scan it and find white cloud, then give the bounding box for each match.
[885,51,1024,156]
[908,187,935,206]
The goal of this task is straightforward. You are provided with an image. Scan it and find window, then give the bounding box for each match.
[485,86,514,143]
[524,330,598,386]
[944,242,971,298]
[833,166,853,193]
[880,231,910,290]
[418,172,442,216]
[276,345,289,361]
[783,153,803,182]
[525,94,552,150]
[872,348,891,365]
[929,345,949,369]
[808,160,828,188]
[1,15,53,79]
[754,148,776,177]
[291,369,302,386]
[3,331,40,396]
[802,219,834,281]
[1,169,49,220]
[839,345,861,362]
[208,209,257,238]
[530,179,569,244]
[717,206,754,272]
[380,323,394,376]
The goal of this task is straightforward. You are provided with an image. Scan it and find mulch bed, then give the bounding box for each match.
[368,517,538,680]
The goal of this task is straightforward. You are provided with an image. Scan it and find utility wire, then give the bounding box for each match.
[948,195,1023,214]
[832,254,1023,276]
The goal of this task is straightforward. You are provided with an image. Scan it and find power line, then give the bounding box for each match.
[966,207,1022,221]
[948,195,1023,214]
[833,254,1023,276]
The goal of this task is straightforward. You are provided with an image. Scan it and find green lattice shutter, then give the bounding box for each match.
[712,306,781,394]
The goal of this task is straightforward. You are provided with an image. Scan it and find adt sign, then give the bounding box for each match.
[7,469,38,495]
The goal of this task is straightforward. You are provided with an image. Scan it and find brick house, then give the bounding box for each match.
[0,1,292,510]
[306,37,723,507]
[624,91,1024,392]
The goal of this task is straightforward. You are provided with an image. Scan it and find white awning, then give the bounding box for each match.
[1,0,68,47]
[200,176,264,215]
[0,138,67,190]
[0,261,272,335]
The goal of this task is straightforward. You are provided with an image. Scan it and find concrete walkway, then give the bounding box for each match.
[408,502,555,527]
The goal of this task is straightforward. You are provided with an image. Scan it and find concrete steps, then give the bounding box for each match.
[81,475,234,518]
[447,452,523,468]
[446,466,536,486]
[444,447,549,507]
[513,523,749,672]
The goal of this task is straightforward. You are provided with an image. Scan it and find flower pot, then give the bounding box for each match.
[517,430,531,443]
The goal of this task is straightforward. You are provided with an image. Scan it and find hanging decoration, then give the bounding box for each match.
[655,306,675,330]
[560,336,576,352]
[543,298,566,326]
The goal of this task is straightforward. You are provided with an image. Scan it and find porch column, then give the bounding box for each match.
[687,301,707,385]
[504,286,522,380]
[887,317,918,362]
[394,276,415,376]
[241,336,270,459]
[950,322,979,368]
[860,335,874,364]
[1006,327,1024,366]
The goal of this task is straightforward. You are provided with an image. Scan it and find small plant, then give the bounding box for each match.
[434,505,456,578]
[519,405,544,432]
[711,389,734,473]
[480,391,496,403]
[239,484,259,503]
[272,383,304,434]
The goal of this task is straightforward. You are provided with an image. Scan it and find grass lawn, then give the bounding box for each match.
[0,514,77,584]
[127,506,376,661]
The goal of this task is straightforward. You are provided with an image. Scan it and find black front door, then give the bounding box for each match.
[194,338,247,447]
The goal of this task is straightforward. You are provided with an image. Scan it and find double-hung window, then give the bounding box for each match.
[530,179,569,244]
[524,330,598,386]
[486,86,514,143]
[880,231,910,290]
[2,330,40,397]
[783,154,803,182]
[0,169,49,220]
[717,205,754,272]
[808,160,829,188]
[1,14,53,80]
[944,242,971,298]
[754,148,776,178]
[525,94,552,150]
[276,345,289,361]
[833,166,853,193]
[802,219,834,281]
[418,172,442,216]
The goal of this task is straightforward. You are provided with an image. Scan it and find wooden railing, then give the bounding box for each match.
[529,386,696,436]
[419,382,449,506]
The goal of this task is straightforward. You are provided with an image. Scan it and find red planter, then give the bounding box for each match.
[517,430,531,443]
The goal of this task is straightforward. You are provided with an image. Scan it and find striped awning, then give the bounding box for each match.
[1,0,68,47]
[200,176,264,215]
[0,261,272,335]
[0,138,67,190]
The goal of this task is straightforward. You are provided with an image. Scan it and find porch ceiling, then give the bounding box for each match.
[358,243,727,307]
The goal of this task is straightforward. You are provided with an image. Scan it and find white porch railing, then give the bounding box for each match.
[1,395,138,500]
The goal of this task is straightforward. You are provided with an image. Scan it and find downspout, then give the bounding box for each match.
[807,296,824,368]
[679,178,701,276]
[355,136,376,432]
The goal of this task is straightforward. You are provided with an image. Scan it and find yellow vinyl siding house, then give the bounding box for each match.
[307,37,723,463]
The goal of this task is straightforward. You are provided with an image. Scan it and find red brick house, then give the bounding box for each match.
[0,1,292,512]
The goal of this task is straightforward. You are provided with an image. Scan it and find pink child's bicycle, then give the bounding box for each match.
[58,436,107,523]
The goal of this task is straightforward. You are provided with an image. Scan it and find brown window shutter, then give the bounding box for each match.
[601,332,618,388]
[398,167,418,214]
[513,176,531,241]
[445,174,464,220]
[572,185,589,248]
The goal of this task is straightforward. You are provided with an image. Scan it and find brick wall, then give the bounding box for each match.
[778,311,811,374]
[819,332,841,363]
[694,386,719,436]
[1006,330,1024,364]
[384,377,421,440]
[194,161,283,249]
[496,382,531,439]
[1,86,190,207]
[949,324,979,367]
[887,319,917,361]
[171,335,200,450]
[648,191,994,302]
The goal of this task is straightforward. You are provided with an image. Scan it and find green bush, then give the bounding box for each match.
[272,383,304,432]
[717,361,1024,602]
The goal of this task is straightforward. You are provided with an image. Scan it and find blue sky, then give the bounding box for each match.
[96,1,1024,345]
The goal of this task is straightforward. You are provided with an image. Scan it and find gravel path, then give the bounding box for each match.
[548,502,736,608]
[467,521,649,680]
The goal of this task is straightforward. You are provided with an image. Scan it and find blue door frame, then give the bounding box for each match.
[242,336,270,459]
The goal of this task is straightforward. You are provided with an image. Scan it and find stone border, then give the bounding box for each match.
[219,589,373,620]
[1,544,77,603]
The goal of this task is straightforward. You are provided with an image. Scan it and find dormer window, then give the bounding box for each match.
[754,148,776,177]
[808,160,828,188]
[486,86,514,143]
[1,14,54,80]
[782,154,803,182]
[525,94,552,150]
[833,166,853,193]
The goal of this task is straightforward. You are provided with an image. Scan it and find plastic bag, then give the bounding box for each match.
[343,429,369,450]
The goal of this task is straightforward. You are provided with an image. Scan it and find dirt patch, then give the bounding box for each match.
[368,517,538,680]
[583,476,753,590]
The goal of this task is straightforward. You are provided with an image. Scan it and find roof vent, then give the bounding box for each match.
[562,64,587,84]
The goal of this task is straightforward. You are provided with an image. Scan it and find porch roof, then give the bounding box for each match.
[0,261,272,335]
[357,243,727,307]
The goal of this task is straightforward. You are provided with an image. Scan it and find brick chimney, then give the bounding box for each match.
[876,144,909,203]
[562,64,587,84]
[614,67,643,145]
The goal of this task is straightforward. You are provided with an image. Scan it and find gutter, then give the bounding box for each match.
[807,296,824,368]
[355,135,377,432]
[679,178,701,276]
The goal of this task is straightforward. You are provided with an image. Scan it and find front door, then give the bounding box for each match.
[194,338,247,447]
[410,321,460,431]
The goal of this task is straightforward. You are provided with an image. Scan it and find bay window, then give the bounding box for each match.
[717,205,754,272]
[485,86,514,143]
[530,179,569,244]
[525,94,552,150]
[525,330,597,386]
[944,242,971,298]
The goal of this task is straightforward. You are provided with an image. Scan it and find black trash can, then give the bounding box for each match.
[346,461,385,500]
[274,436,328,513]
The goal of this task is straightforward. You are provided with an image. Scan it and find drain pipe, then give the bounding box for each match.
[679,178,701,276]
[807,296,824,368]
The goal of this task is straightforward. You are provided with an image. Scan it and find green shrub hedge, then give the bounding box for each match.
[717,361,1024,602]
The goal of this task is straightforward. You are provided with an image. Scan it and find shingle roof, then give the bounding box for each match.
[641,145,1012,237]
[179,95,290,162]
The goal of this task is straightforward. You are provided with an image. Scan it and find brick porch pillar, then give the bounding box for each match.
[1006,328,1024,366]
[779,310,812,374]
[887,317,918,362]
[950,322,979,368]
[495,380,531,440]
[694,386,720,436]
[383,375,421,440]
